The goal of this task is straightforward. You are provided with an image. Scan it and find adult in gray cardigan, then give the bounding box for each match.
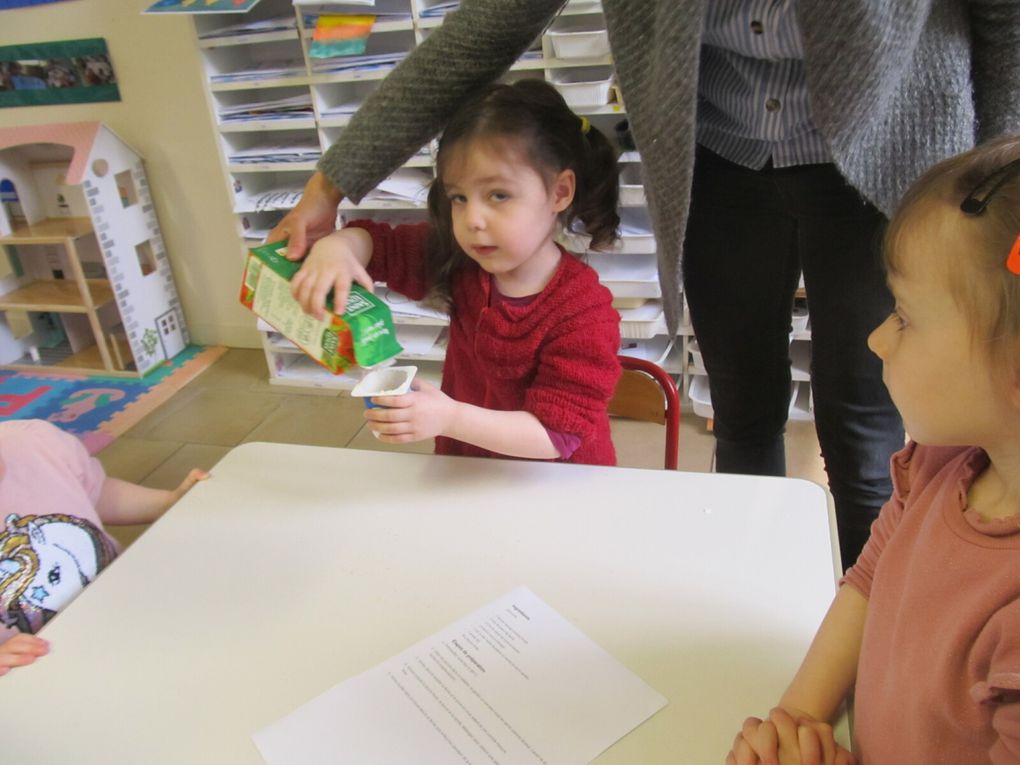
[269,0,1020,568]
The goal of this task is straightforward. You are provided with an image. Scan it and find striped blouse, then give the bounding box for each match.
[698,0,830,169]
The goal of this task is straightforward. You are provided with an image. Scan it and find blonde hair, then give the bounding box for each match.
[884,134,1020,381]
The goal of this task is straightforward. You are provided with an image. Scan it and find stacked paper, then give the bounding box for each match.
[228,138,322,164]
[218,93,313,123]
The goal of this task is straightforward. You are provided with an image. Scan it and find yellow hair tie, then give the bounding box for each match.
[579,116,591,135]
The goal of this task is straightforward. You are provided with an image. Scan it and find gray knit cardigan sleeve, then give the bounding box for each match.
[317,0,566,202]
[970,0,1020,141]
[317,0,1020,336]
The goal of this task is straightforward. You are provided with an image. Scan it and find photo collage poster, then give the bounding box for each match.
[0,38,119,108]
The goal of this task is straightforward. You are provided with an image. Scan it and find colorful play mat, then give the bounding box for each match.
[0,344,226,453]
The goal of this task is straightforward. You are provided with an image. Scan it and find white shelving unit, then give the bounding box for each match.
[193,0,809,419]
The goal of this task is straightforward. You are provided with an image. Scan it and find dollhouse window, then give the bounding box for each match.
[135,239,157,276]
[115,169,138,208]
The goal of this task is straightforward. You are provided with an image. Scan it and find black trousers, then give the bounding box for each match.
[683,147,906,569]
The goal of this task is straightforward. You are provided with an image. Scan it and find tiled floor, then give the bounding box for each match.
[97,348,828,547]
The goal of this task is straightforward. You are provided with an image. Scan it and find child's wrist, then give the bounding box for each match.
[443,399,464,441]
[162,487,180,512]
[776,700,823,726]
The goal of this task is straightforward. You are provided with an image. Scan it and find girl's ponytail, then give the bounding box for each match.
[572,115,620,251]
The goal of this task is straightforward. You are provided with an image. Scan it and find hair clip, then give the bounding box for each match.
[579,116,591,135]
[959,157,1020,276]
[960,157,1020,215]
[1008,233,1020,276]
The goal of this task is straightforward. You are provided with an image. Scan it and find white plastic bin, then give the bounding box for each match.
[688,374,714,419]
[791,303,809,334]
[688,339,705,374]
[551,67,613,108]
[549,29,611,59]
[618,164,645,206]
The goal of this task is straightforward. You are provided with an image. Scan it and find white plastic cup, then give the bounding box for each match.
[350,365,417,409]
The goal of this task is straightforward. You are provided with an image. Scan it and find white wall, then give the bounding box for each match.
[1,0,260,347]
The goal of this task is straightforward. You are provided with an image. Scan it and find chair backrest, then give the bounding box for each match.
[609,355,681,470]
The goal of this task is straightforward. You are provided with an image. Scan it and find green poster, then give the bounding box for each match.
[0,38,119,108]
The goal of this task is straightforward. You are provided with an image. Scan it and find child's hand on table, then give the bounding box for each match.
[727,707,855,765]
[0,634,49,677]
[365,379,455,443]
[166,468,210,511]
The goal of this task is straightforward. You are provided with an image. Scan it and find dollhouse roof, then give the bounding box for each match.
[0,121,140,186]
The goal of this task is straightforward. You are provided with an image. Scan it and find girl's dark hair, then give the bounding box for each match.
[425,78,620,306]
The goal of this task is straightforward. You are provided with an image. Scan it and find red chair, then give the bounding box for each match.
[610,355,681,470]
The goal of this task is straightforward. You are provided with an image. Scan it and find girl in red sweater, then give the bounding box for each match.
[728,136,1020,764]
[292,80,623,465]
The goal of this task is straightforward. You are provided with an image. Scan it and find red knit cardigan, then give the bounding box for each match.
[350,220,621,466]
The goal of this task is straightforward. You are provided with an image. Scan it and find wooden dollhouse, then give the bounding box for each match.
[0,121,188,377]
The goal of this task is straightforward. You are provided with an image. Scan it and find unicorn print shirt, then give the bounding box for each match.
[0,420,119,641]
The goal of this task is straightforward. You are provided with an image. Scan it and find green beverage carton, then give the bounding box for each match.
[239,240,402,373]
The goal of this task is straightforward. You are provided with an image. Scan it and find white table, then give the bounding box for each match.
[0,443,842,764]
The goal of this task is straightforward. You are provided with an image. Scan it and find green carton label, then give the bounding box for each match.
[245,240,403,371]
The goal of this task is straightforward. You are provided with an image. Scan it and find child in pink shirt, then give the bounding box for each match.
[0,419,206,676]
[728,135,1020,764]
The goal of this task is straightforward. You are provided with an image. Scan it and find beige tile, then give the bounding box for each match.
[142,443,232,490]
[186,347,280,393]
[264,383,347,397]
[188,346,351,396]
[105,444,229,551]
[676,417,717,473]
[611,416,716,472]
[785,419,828,487]
[243,394,366,447]
[121,383,203,438]
[612,418,671,470]
[130,388,283,446]
[345,422,436,455]
[96,437,183,483]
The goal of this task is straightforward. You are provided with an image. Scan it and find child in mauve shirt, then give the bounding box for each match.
[729,136,1020,764]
